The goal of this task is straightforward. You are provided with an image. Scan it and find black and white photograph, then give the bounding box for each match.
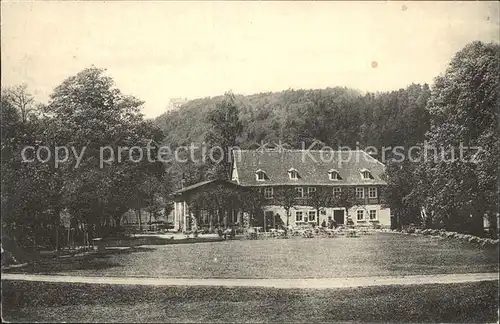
[1,1,499,323]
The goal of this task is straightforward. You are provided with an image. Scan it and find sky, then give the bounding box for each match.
[2,1,499,118]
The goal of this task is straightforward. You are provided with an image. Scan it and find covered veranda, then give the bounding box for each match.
[172,179,254,233]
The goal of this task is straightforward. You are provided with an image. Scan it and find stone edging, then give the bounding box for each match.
[393,228,499,247]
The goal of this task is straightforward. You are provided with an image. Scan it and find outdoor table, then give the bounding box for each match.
[92,238,105,251]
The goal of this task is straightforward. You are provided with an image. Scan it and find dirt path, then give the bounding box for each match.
[2,272,497,289]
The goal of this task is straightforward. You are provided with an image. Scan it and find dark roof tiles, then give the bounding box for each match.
[233,149,386,186]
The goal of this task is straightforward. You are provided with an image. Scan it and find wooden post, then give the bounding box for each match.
[55,226,59,251]
[184,201,189,231]
[137,209,142,231]
[67,223,71,248]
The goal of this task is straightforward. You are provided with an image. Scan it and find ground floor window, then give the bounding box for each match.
[295,211,303,222]
[308,210,316,222]
[357,210,364,220]
[369,210,377,220]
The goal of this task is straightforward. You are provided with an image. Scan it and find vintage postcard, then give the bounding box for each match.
[1,1,499,323]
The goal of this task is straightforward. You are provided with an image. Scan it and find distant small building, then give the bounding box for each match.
[168,97,188,110]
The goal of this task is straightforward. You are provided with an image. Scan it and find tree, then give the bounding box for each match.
[410,41,499,235]
[273,187,297,228]
[45,67,165,239]
[2,84,35,123]
[330,188,364,225]
[138,175,164,230]
[204,92,243,180]
[382,159,422,229]
[1,89,63,249]
[239,189,266,228]
[307,188,333,226]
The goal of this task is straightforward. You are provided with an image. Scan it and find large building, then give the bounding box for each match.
[230,149,391,228]
[172,149,391,231]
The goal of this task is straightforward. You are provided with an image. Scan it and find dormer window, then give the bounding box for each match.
[255,169,268,181]
[328,169,341,180]
[288,168,300,180]
[360,168,372,180]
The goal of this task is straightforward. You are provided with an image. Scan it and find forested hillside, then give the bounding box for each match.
[2,41,496,250]
[155,84,431,151]
[155,41,498,236]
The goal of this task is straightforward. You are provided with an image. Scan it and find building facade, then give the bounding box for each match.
[230,149,391,228]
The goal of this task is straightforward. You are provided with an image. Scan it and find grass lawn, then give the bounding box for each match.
[2,280,498,323]
[4,233,498,279]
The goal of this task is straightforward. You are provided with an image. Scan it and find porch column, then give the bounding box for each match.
[173,201,179,231]
[183,201,188,231]
[177,201,184,232]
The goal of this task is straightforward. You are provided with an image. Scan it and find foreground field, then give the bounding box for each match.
[4,233,498,279]
[2,280,498,323]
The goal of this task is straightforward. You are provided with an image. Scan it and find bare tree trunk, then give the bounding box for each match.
[55,226,59,251]
[136,209,142,231]
[67,224,71,248]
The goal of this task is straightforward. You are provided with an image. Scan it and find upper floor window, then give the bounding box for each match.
[328,169,341,180]
[255,169,267,181]
[264,187,273,199]
[307,187,316,196]
[356,187,364,199]
[288,168,300,180]
[295,187,304,198]
[360,168,372,180]
[368,187,378,198]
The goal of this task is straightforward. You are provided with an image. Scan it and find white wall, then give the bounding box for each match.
[263,204,391,228]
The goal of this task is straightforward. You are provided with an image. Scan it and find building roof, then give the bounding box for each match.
[173,179,241,195]
[232,149,387,187]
